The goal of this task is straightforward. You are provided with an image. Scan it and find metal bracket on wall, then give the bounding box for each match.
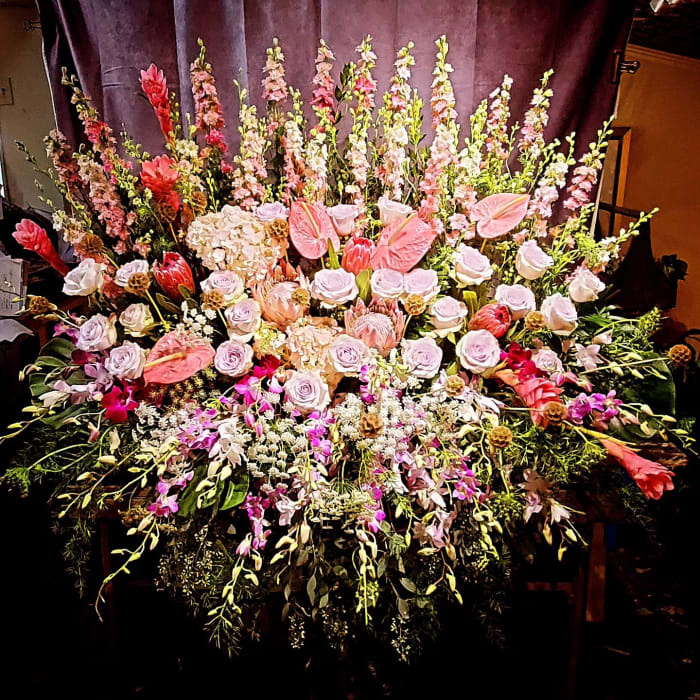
[611,49,641,84]
[23,18,41,32]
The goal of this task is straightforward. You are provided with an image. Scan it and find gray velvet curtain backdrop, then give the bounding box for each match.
[38,0,634,161]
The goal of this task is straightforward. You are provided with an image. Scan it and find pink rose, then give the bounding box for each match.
[456,329,501,374]
[568,266,605,303]
[62,258,106,296]
[284,370,330,414]
[105,341,146,380]
[214,340,254,377]
[541,293,577,336]
[371,269,404,299]
[77,314,117,352]
[377,195,413,226]
[494,284,536,320]
[327,204,359,236]
[402,337,443,379]
[403,268,440,303]
[115,260,149,288]
[454,244,493,286]
[532,347,564,375]
[310,268,358,307]
[225,299,261,342]
[330,334,371,374]
[428,297,468,337]
[255,202,288,222]
[201,270,244,304]
[516,240,553,280]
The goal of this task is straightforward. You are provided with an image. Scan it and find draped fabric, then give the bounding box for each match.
[38,0,634,161]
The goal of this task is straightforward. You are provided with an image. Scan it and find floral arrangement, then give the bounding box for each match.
[4,36,693,660]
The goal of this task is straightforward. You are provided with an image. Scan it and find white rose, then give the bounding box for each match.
[327,204,359,236]
[76,314,117,352]
[119,303,153,337]
[370,269,404,299]
[403,268,440,303]
[532,347,564,374]
[105,341,146,380]
[62,258,106,296]
[329,334,371,375]
[541,293,578,336]
[255,202,288,221]
[401,337,443,379]
[201,270,244,304]
[568,266,605,303]
[515,240,553,280]
[224,299,262,342]
[214,340,254,377]
[377,195,413,226]
[456,329,501,374]
[115,260,149,288]
[428,297,469,337]
[454,244,493,286]
[494,284,536,320]
[284,370,331,414]
[310,268,358,307]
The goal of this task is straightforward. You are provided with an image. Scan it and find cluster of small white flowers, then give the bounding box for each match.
[178,302,216,338]
[134,402,160,427]
[185,204,285,283]
[246,417,307,479]
[529,152,571,221]
[175,138,200,161]
[304,128,328,200]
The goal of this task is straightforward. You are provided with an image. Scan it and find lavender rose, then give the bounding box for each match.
[532,346,564,374]
[119,303,153,337]
[224,299,262,342]
[402,337,443,379]
[456,329,501,374]
[568,266,605,303]
[403,268,440,302]
[377,195,413,226]
[105,341,146,380]
[327,204,359,236]
[494,284,536,320]
[201,270,244,304]
[541,293,578,336]
[310,268,358,307]
[454,244,493,286]
[115,260,149,288]
[214,340,254,377]
[255,202,288,222]
[516,240,553,280]
[329,334,371,375]
[285,370,331,414]
[370,269,405,299]
[428,297,468,337]
[62,258,106,296]
[76,314,117,352]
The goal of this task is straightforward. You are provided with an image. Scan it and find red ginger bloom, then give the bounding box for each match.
[141,155,180,200]
[600,439,674,500]
[140,63,174,142]
[153,252,195,302]
[469,304,511,338]
[342,236,375,275]
[496,368,562,427]
[13,219,68,275]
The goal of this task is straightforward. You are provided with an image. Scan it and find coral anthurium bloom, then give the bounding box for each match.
[152,252,195,301]
[13,219,69,275]
[600,439,674,500]
[496,369,562,426]
[143,331,215,384]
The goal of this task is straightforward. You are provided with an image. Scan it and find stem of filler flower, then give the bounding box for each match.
[144,290,170,331]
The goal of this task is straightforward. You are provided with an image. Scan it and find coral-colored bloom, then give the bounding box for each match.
[496,369,562,426]
[253,263,309,328]
[143,331,215,385]
[139,63,173,141]
[13,219,68,275]
[342,236,375,275]
[600,439,674,500]
[153,252,195,301]
[141,155,180,203]
[344,298,404,356]
[469,304,511,338]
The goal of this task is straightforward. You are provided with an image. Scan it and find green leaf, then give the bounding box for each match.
[221,471,250,510]
[462,290,478,317]
[40,403,86,428]
[356,268,372,302]
[178,463,207,517]
[326,239,340,269]
[155,292,181,314]
[39,337,76,361]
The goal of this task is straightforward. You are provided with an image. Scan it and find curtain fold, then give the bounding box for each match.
[38,0,634,160]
